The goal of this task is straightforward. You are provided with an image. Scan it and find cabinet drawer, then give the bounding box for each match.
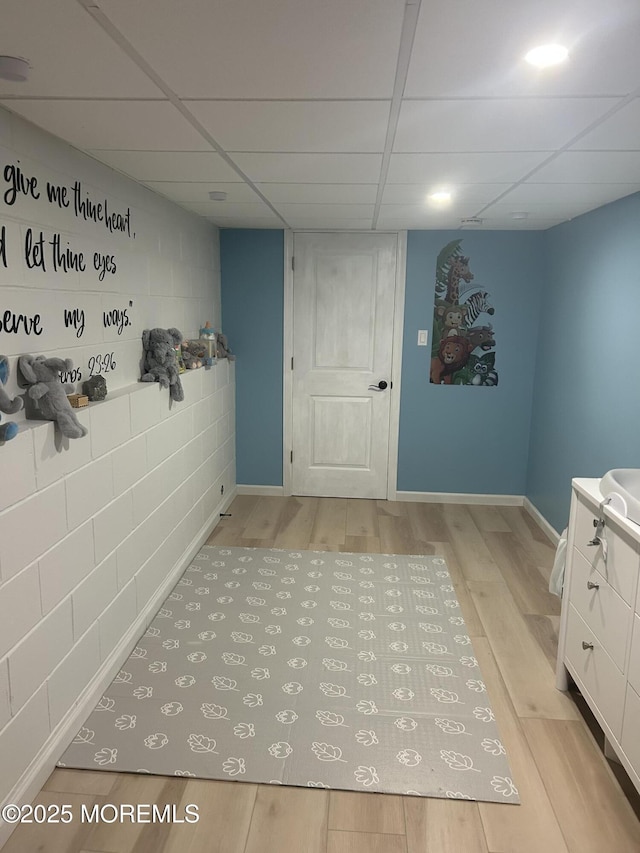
[568,549,631,671]
[565,604,625,738]
[629,614,640,696]
[572,493,639,604]
[621,684,640,784]
[573,493,606,566]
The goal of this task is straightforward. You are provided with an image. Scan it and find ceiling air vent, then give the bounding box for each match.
[460,217,483,226]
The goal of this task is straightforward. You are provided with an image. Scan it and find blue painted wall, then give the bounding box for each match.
[220,229,284,486]
[398,231,543,495]
[526,192,640,533]
[221,228,545,496]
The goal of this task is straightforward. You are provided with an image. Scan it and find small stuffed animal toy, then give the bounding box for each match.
[0,355,23,441]
[140,328,184,402]
[181,339,207,369]
[216,333,235,361]
[18,355,88,439]
[82,375,107,401]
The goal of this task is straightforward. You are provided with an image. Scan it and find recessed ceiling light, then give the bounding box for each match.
[524,44,569,68]
[428,190,452,204]
[0,56,30,82]
[208,191,227,201]
[511,211,529,220]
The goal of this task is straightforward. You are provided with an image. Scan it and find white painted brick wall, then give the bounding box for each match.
[47,622,101,731]
[0,564,42,659]
[0,685,50,805]
[65,454,114,529]
[111,434,148,493]
[8,599,74,715]
[0,107,236,812]
[38,520,95,614]
[71,553,118,643]
[93,492,134,565]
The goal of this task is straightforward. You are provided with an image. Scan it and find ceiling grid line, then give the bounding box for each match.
[75,0,293,228]
[371,0,422,231]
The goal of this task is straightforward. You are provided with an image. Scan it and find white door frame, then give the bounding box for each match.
[283,229,407,501]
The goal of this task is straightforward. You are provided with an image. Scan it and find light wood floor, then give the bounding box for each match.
[6,496,640,853]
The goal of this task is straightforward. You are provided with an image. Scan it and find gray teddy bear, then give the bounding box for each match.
[140,327,184,402]
[18,355,88,439]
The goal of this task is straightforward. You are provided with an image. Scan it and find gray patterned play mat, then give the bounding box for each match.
[60,546,519,804]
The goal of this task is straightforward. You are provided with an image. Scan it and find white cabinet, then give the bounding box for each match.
[557,479,640,794]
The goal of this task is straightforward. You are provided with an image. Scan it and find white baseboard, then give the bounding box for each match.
[0,487,237,850]
[237,484,285,496]
[523,497,561,545]
[395,490,524,506]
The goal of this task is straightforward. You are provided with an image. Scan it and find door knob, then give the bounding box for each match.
[368,380,388,391]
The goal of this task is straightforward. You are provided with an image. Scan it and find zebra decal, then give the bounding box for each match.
[462,290,494,328]
[430,241,498,386]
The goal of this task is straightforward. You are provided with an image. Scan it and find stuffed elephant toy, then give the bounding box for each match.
[18,355,88,439]
[216,333,235,361]
[141,327,184,402]
[0,355,23,441]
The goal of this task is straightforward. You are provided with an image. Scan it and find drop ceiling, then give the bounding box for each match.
[2,0,640,231]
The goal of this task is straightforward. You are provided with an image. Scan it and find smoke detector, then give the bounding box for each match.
[0,56,30,82]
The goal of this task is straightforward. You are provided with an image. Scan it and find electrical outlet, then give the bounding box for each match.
[417,330,428,346]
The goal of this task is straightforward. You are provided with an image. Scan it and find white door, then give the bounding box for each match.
[291,232,397,498]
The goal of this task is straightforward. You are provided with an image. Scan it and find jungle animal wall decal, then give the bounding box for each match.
[430,240,498,386]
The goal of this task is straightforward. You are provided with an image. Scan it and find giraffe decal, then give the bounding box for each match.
[430,240,498,386]
[445,254,474,304]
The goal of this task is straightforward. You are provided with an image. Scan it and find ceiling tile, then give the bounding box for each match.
[478,201,594,220]
[186,101,390,153]
[257,184,378,204]
[387,152,550,184]
[495,182,640,205]
[405,0,640,98]
[378,204,488,225]
[0,0,163,98]
[87,151,243,182]
[527,151,640,183]
[382,183,510,205]
[571,99,640,150]
[476,218,567,230]
[0,100,210,151]
[231,153,383,184]
[394,98,616,153]
[275,203,374,219]
[143,182,262,203]
[283,218,374,230]
[212,218,285,229]
[182,201,279,219]
[376,217,461,230]
[99,0,405,98]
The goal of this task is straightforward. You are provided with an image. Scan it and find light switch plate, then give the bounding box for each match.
[417,330,428,346]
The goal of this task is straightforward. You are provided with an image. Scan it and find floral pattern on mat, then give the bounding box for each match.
[60,546,519,804]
